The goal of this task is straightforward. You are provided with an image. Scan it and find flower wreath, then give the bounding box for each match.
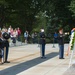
[70,28,75,50]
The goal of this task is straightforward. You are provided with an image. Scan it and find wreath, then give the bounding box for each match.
[70,28,75,50]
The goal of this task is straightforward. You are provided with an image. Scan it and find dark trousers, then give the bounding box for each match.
[40,44,45,57]
[18,35,21,41]
[54,38,57,43]
[5,46,9,61]
[59,45,64,58]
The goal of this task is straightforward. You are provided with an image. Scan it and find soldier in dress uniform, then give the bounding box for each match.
[39,29,46,58]
[58,28,65,59]
[2,28,10,63]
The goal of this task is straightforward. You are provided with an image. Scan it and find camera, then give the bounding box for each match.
[2,32,10,40]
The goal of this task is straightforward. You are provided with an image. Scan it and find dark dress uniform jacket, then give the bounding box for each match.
[39,32,46,44]
[0,38,5,49]
[2,32,10,47]
[58,34,64,45]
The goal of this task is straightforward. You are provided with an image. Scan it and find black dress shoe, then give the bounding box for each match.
[59,58,65,59]
[4,61,10,63]
[0,63,4,65]
[41,57,43,58]
[41,56,46,59]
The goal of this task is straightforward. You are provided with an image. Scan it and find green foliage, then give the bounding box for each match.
[34,11,47,32]
[0,0,75,43]
[69,0,75,16]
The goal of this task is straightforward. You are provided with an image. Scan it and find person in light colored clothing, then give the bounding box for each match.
[12,28,18,45]
[24,31,28,44]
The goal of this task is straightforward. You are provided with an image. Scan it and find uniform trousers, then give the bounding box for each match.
[40,44,45,57]
[59,45,64,58]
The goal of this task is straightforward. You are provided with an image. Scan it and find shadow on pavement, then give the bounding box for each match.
[0,52,59,75]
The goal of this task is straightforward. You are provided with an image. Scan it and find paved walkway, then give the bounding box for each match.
[63,64,75,75]
[0,44,73,75]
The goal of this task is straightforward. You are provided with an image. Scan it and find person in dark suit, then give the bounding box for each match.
[39,29,46,58]
[2,29,10,63]
[58,28,65,59]
[0,30,5,64]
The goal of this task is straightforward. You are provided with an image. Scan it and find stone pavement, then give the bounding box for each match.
[63,64,75,75]
[0,44,73,75]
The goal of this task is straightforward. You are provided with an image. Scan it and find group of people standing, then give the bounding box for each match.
[39,28,66,59]
[0,26,67,65]
[15,27,66,59]
[3,26,21,45]
[24,31,38,44]
[0,26,21,64]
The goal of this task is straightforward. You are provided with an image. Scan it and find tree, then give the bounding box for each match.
[69,0,75,16]
[0,0,74,35]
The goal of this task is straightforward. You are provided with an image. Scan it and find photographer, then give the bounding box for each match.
[2,28,10,63]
